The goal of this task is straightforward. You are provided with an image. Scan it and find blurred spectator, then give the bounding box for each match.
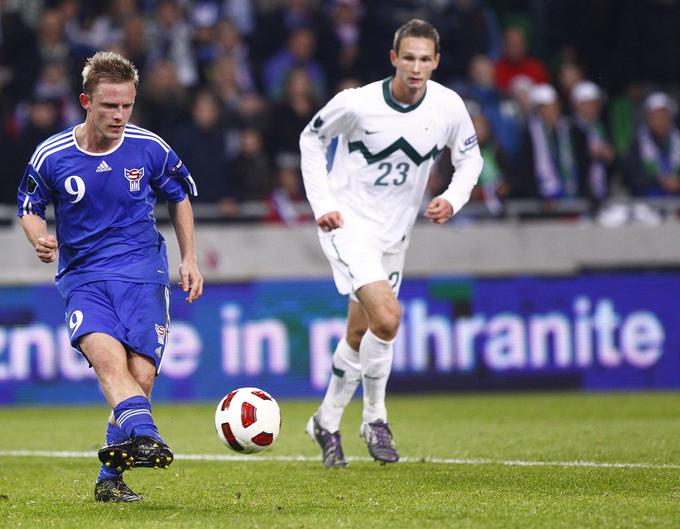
[208,55,244,112]
[109,15,150,76]
[262,27,327,101]
[0,8,39,104]
[170,89,233,206]
[608,82,646,158]
[495,26,549,93]
[190,3,221,85]
[438,0,502,82]
[135,59,190,140]
[456,54,524,162]
[231,127,273,202]
[252,0,320,68]
[470,111,511,215]
[266,161,312,225]
[509,74,535,120]
[222,0,256,37]
[37,9,71,66]
[556,57,586,109]
[317,0,362,88]
[146,0,198,87]
[61,0,111,60]
[16,96,62,156]
[513,84,580,200]
[92,0,140,49]
[2,97,62,204]
[570,81,616,205]
[31,61,81,127]
[233,91,271,131]
[623,92,680,197]
[268,67,318,164]
[213,20,255,92]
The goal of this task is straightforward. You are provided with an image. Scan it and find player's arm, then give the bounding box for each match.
[17,166,56,262]
[152,145,203,302]
[426,96,484,224]
[20,214,58,263]
[299,89,357,231]
[168,197,203,303]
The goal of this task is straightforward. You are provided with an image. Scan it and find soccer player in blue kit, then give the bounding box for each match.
[16,51,204,502]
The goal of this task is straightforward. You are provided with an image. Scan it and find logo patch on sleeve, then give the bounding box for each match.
[311,115,324,132]
[459,134,479,153]
[27,175,38,194]
[168,159,184,174]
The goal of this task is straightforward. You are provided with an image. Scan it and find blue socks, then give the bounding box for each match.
[96,396,165,483]
[97,422,128,482]
[113,395,164,442]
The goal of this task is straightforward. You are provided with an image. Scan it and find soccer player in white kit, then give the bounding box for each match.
[300,19,483,466]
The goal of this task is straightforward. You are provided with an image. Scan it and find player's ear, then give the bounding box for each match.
[79,93,90,111]
[390,49,398,68]
[433,53,441,70]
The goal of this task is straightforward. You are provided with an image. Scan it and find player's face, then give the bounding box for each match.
[390,37,439,96]
[81,81,136,142]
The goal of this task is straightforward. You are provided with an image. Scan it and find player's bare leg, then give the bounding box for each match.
[308,301,367,467]
[355,281,401,463]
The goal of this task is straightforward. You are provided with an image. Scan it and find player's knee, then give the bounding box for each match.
[347,325,368,351]
[370,305,401,341]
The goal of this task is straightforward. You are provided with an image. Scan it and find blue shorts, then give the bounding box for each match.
[65,281,170,373]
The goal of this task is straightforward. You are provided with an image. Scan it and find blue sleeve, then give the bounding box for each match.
[151,147,197,203]
[17,163,51,219]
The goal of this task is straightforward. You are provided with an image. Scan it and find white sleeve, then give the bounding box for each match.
[439,96,484,215]
[299,89,356,219]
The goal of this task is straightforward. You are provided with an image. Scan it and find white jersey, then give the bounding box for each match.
[300,78,483,249]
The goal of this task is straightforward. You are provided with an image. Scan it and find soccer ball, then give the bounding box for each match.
[214,387,281,454]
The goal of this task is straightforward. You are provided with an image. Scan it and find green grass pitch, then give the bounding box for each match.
[1,392,680,528]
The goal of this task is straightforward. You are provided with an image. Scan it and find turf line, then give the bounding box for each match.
[0,450,678,470]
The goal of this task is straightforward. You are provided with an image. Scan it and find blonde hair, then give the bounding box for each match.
[81,51,139,96]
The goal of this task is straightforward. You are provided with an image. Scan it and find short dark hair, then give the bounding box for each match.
[393,19,440,55]
[82,51,139,96]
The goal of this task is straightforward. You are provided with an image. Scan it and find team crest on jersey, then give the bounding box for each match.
[155,323,166,345]
[124,167,144,191]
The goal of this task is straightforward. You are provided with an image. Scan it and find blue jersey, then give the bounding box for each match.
[16,123,197,298]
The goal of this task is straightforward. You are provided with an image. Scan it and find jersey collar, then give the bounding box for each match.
[72,123,125,156]
[382,77,427,113]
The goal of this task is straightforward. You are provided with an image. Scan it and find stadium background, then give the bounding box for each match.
[1,0,680,405]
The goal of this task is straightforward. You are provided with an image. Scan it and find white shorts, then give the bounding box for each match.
[319,227,408,301]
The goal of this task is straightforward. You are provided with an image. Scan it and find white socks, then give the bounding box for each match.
[318,338,362,432]
[359,328,394,424]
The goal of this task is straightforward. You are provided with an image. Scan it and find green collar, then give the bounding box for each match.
[382,77,427,113]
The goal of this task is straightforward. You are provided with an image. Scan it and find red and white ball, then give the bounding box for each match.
[214,387,281,454]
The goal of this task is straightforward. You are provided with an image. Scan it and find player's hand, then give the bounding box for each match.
[317,211,344,232]
[178,259,204,303]
[425,197,453,224]
[35,235,58,263]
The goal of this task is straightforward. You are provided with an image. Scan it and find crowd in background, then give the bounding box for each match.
[1,0,679,225]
